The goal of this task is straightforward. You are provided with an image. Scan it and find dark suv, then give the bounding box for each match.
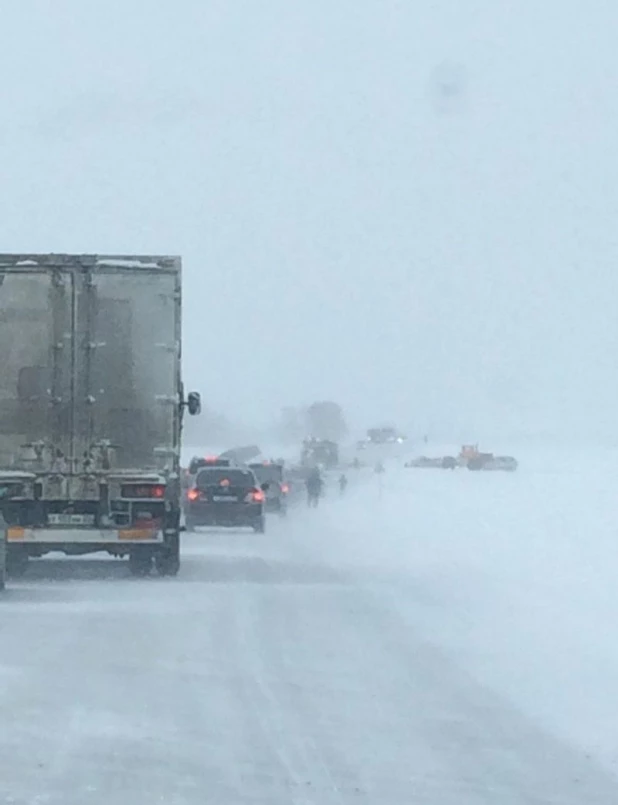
[184,467,267,532]
[248,462,289,516]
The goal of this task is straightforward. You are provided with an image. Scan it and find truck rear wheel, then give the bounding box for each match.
[129,548,152,577]
[7,547,29,578]
[155,533,180,577]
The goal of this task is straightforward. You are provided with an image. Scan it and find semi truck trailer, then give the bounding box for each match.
[0,254,200,577]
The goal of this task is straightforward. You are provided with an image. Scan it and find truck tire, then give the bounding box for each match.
[155,533,180,577]
[7,547,28,578]
[129,548,152,577]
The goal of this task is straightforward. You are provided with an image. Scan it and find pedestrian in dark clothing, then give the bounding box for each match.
[306,469,323,507]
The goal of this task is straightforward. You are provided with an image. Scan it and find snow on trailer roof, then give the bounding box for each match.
[0,254,181,272]
[96,259,171,269]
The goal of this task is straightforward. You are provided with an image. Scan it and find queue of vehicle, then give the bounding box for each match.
[405,443,518,472]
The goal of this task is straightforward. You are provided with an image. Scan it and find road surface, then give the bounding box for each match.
[1,471,617,804]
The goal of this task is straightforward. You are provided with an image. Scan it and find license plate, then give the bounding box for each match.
[213,495,237,502]
[48,513,95,526]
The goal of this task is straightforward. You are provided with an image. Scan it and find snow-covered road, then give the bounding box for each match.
[2,450,618,803]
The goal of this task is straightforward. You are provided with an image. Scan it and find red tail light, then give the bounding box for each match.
[280,483,289,494]
[187,488,201,502]
[245,488,265,503]
[121,484,166,499]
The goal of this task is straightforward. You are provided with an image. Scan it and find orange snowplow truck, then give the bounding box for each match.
[458,444,494,470]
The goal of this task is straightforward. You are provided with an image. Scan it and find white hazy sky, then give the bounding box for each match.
[2,0,618,439]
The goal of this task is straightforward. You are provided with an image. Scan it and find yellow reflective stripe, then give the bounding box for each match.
[118,529,157,541]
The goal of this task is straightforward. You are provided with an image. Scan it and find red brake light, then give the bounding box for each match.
[121,484,165,499]
[187,488,200,502]
[250,488,265,503]
[281,483,289,494]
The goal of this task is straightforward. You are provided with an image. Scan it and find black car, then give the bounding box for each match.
[188,456,232,474]
[182,457,233,492]
[248,462,289,516]
[184,467,266,532]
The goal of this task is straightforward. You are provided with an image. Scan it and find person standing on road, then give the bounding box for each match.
[306,468,323,507]
[338,474,348,495]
